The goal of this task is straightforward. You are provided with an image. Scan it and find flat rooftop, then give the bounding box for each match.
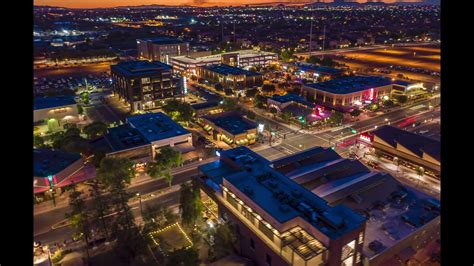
[305,75,393,94]
[199,146,366,240]
[34,149,81,177]
[34,96,76,110]
[295,63,343,75]
[202,111,257,135]
[104,124,150,152]
[139,37,186,45]
[171,49,277,65]
[111,60,172,77]
[127,112,190,142]
[372,125,440,161]
[271,93,315,107]
[269,147,439,258]
[191,101,220,110]
[202,64,261,77]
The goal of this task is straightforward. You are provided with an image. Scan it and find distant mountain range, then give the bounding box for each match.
[34,0,439,10]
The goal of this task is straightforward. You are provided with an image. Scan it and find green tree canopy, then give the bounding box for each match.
[97,157,136,188]
[350,109,361,117]
[179,181,203,227]
[328,111,344,125]
[220,98,238,112]
[147,147,183,186]
[83,121,108,139]
[245,88,259,98]
[166,247,199,266]
[162,99,194,124]
[211,222,238,260]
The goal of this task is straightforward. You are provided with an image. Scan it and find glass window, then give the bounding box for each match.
[141,78,150,84]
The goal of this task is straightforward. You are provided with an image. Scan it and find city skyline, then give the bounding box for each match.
[35,0,427,9]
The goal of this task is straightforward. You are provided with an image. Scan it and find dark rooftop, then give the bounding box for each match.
[111,60,172,77]
[270,93,316,108]
[305,75,393,94]
[34,96,76,110]
[372,125,440,161]
[127,112,190,142]
[295,63,344,75]
[202,64,261,77]
[34,149,81,177]
[203,111,257,135]
[191,101,220,111]
[104,124,150,152]
[199,146,366,240]
[139,37,186,45]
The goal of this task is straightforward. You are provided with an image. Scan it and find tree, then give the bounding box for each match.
[254,94,266,108]
[89,180,111,240]
[166,247,199,266]
[350,109,361,117]
[211,222,238,260]
[393,94,408,104]
[83,121,108,139]
[66,185,91,263]
[179,181,203,227]
[261,84,276,94]
[50,132,65,149]
[328,111,344,125]
[224,88,233,96]
[245,88,258,98]
[280,49,295,62]
[269,107,278,114]
[382,99,394,107]
[246,111,256,120]
[97,157,136,188]
[34,135,46,148]
[214,83,224,91]
[220,98,238,112]
[147,147,182,187]
[77,104,84,115]
[82,91,90,105]
[64,127,81,138]
[142,203,177,233]
[163,99,194,124]
[282,111,292,122]
[61,135,91,155]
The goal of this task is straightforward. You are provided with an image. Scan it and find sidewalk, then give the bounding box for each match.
[34,157,217,215]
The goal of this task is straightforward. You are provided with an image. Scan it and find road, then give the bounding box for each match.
[34,168,200,245]
[254,98,440,161]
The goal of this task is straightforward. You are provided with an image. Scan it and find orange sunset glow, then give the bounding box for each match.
[35,0,423,9]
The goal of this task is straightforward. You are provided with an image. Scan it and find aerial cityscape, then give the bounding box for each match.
[33,1,440,265]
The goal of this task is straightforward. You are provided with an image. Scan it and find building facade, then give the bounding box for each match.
[171,49,278,75]
[302,76,394,110]
[197,64,263,89]
[111,60,184,112]
[200,111,257,146]
[198,147,367,266]
[34,96,79,124]
[137,37,189,64]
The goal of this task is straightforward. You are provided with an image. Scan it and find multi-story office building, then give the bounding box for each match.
[137,37,189,64]
[198,146,367,266]
[197,64,263,89]
[270,147,440,265]
[198,146,440,266]
[171,49,278,75]
[111,60,184,112]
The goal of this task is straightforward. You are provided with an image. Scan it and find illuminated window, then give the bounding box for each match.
[358,232,364,244]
